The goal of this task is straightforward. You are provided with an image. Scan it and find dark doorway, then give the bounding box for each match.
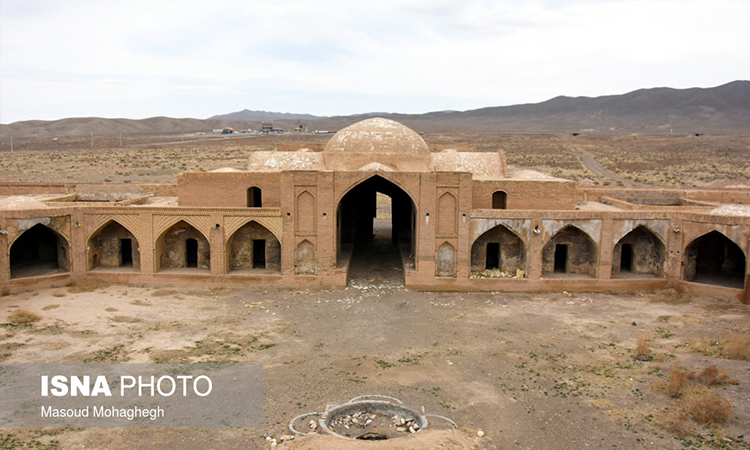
[492,191,507,209]
[10,224,67,279]
[486,243,500,270]
[620,243,633,272]
[185,239,198,268]
[247,187,262,207]
[252,239,266,269]
[337,176,416,285]
[685,231,746,289]
[554,244,568,273]
[120,239,133,267]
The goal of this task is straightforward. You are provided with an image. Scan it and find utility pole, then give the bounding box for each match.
[91,132,94,148]
[10,135,12,153]
[120,131,123,147]
[640,135,645,159]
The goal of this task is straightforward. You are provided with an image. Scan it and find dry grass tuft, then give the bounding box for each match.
[664,363,696,397]
[688,336,714,354]
[655,408,696,438]
[68,278,102,293]
[41,304,60,310]
[110,315,142,323]
[635,337,651,359]
[697,364,739,386]
[151,289,177,297]
[51,290,67,298]
[650,289,689,304]
[683,385,732,425]
[724,333,750,361]
[8,309,42,324]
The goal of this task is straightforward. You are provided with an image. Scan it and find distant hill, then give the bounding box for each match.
[2,81,748,139]
[209,109,320,121]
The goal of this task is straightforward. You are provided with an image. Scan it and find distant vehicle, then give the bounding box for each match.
[314,130,329,134]
[222,127,234,134]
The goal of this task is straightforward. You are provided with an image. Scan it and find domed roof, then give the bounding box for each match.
[323,118,430,156]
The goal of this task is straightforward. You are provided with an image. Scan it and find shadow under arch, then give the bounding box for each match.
[10,224,70,279]
[336,174,417,285]
[684,230,745,289]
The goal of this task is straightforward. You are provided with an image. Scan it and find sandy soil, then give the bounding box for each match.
[1,281,749,450]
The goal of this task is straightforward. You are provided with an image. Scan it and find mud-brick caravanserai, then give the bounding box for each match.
[1,118,748,303]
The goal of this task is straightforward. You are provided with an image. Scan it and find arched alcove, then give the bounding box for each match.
[492,191,507,209]
[336,175,416,284]
[87,220,141,271]
[436,242,456,278]
[247,187,262,207]
[296,240,316,275]
[542,226,597,277]
[684,231,745,289]
[470,224,526,275]
[612,226,664,277]
[227,221,280,272]
[155,220,210,271]
[10,224,70,279]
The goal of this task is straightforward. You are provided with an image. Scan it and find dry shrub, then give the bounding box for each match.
[8,309,41,324]
[51,290,67,298]
[110,315,141,323]
[655,408,696,437]
[665,363,696,397]
[688,337,713,354]
[41,304,60,310]
[651,289,689,304]
[683,385,732,425]
[151,289,177,297]
[635,337,651,359]
[724,333,750,361]
[697,364,738,386]
[68,278,101,293]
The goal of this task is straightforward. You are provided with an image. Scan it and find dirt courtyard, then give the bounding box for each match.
[1,281,749,450]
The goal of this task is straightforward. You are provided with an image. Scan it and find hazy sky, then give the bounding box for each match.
[1,0,748,123]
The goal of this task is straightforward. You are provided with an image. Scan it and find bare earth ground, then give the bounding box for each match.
[1,282,749,450]
[1,133,749,186]
[1,133,749,449]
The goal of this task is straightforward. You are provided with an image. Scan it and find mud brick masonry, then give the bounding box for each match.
[1,118,748,303]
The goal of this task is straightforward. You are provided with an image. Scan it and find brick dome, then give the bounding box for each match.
[323,118,430,156]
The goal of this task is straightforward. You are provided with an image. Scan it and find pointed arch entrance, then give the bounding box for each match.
[87,220,141,271]
[542,225,598,277]
[10,224,70,279]
[336,175,417,284]
[684,231,745,289]
[470,224,527,275]
[612,226,665,278]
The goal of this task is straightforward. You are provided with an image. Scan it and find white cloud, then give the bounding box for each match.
[1,0,749,122]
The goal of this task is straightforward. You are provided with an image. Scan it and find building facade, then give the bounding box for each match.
[1,118,748,302]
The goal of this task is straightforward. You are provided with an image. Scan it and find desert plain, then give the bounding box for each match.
[1,132,749,450]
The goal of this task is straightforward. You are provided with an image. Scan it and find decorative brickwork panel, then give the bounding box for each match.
[436,241,456,277]
[296,191,316,234]
[437,192,457,236]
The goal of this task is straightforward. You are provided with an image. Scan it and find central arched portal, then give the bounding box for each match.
[337,175,416,285]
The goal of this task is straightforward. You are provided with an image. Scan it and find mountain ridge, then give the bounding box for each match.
[2,81,748,138]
